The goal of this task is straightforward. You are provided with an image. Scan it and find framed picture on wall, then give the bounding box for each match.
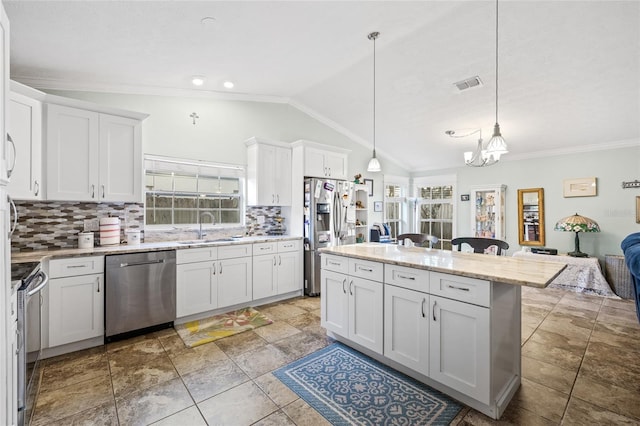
[374,201,383,212]
[364,179,373,196]
[563,177,597,197]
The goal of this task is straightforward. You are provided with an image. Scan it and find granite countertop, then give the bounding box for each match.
[11,235,302,264]
[320,243,566,288]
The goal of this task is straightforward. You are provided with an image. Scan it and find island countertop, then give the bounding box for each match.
[320,243,566,288]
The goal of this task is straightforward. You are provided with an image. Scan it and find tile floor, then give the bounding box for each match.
[30,288,640,425]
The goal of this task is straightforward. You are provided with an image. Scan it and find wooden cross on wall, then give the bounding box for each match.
[190,112,199,125]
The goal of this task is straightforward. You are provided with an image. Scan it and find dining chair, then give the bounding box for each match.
[451,237,509,255]
[397,233,439,248]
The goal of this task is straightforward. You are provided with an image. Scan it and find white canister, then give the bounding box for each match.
[100,217,121,245]
[78,232,94,249]
[126,229,141,245]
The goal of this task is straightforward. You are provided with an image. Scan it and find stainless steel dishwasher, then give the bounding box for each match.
[105,250,176,341]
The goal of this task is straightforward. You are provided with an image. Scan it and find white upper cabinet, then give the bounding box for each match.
[46,103,144,202]
[99,114,142,202]
[7,85,43,199]
[292,140,350,180]
[0,5,8,186]
[245,137,292,206]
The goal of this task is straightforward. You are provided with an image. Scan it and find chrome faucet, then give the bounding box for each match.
[198,212,215,239]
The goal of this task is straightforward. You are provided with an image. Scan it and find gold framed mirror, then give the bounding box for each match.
[517,188,545,246]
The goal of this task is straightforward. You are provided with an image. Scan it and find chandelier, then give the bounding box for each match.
[450,0,508,168]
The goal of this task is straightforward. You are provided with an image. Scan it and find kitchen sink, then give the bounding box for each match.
[177,238,236,245]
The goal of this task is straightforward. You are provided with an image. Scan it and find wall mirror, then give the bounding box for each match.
[517,188,545,246]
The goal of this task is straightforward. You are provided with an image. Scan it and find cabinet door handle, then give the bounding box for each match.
[358,266,373,272]
[432,300,437,321]
[328,167,331,177]
[7,133,16,178]
[447,284,470,292]
[8,195,17,238]
[273,256,276,266]
[277,194,280,203]
[219,263,222,274]
[328,261,341,266]
[96,277,100,293]
[397,273,415,281]
[279,255,282,266]
[34,180,39,196]
[272,194,275,203]
[421,298,426,318]
[91,184,95,198]
[349,280,353,296]
[342,278,346,294]
[67,264,87,269]
[213,262,216,275]
[15,329,21,355]
[101,185,105,198]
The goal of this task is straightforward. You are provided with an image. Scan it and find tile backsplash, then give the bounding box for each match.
[10,201,289,251]
[11,201,143,251]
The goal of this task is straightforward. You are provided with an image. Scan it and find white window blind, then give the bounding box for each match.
[144,155,245,227]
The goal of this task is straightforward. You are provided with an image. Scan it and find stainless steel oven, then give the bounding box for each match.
[14,262,48,426]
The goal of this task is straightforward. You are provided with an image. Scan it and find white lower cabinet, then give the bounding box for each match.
[49,273,103,347]
[176,261,217,318]
[429,295,491,404]
[217,256,253,307]
[384,284,429,377]
[253,253,277,300]
[348,276,383,352]
[321,255,383,354]
[253,240,302,300]
[47,256,105,348]
[177,240,302,319]
[323,254,520,420]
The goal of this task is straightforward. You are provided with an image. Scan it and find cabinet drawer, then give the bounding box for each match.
[49,256,104,278]
[218,243,252,259]
[322,254,349,274]
[349,258,383,283]
[176,247,217,264]
[385,265,429,293]
[430,272,490,307]
[254,242,277,255]
[278,239,301,252]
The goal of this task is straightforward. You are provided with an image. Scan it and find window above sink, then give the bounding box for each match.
[144,155,246,229]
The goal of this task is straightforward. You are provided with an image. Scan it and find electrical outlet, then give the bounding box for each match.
[84,219,99,232]
[257,215,265,224]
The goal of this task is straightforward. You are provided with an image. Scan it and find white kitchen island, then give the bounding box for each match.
[319,243,566,420]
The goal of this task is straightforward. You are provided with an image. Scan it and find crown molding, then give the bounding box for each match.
[11,76,291,104]
[411,138,640,173]
[504,138,640,162]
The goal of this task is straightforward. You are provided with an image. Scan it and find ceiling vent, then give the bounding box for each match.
[454,76,483,91]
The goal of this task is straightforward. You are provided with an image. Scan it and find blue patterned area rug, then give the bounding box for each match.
[274,343,462,425]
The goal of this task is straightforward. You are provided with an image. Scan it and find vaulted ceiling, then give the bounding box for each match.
[4,1,639,171]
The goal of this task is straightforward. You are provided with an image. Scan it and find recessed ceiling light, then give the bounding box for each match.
[223,81,234,89]
[192,76,205,86]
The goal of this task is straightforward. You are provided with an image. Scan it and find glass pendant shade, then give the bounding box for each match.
[367,153,381,172]
[485,123,508,161]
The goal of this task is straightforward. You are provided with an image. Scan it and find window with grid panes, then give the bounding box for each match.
[416,184,454,250]
[144,156,244,227]
[384,183,406,239]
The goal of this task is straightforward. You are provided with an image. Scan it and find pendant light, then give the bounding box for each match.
[367,31,382,173]
[484,0,508,162]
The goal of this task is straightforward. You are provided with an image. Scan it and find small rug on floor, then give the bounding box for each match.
[174,307,273,348]
[274,343,462,425]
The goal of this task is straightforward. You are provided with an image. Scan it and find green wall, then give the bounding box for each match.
[414,145,640,260]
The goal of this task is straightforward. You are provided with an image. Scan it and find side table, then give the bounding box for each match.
[512,251,618,298]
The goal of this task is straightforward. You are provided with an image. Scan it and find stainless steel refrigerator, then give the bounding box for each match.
[303,178,355,296]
